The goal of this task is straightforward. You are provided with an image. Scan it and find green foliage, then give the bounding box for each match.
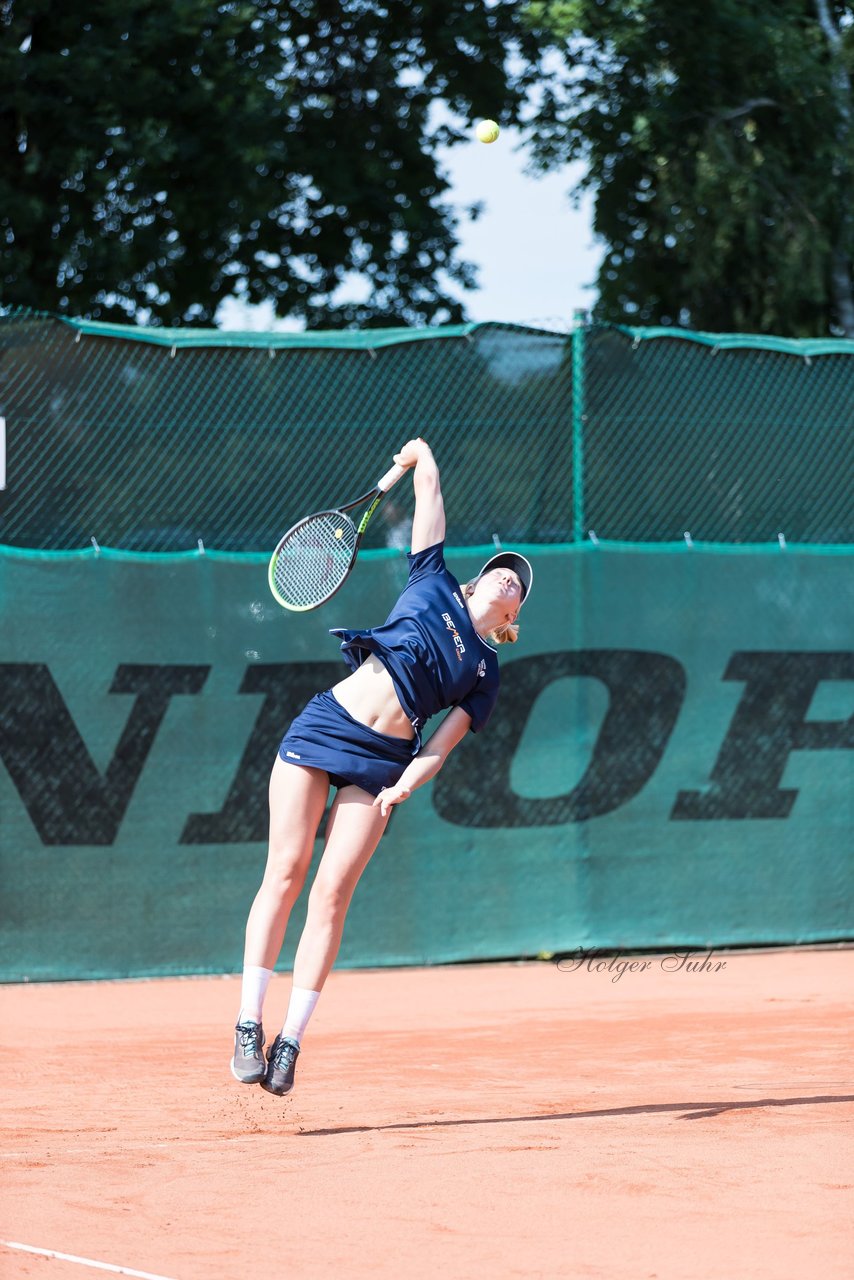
[0,0,547,326]
[526,0,854,335]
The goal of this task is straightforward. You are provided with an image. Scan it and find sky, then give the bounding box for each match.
[435,128,602,328]
[216,127,603,333]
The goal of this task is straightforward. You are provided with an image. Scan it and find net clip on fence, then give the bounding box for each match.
[588,530,600,546]
[683,531,694,547]
[778,532,787,549]
[197,538,206,555]
[90,536,100,556]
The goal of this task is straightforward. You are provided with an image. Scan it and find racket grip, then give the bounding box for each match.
[377,462,407,492]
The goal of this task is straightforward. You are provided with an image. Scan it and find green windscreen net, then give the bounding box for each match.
[1,309,852,550]
[1,545,852,981]
[0,313,571,550]
[1,309,852,981]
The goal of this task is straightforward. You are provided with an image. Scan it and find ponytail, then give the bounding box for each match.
[490,620,520,645]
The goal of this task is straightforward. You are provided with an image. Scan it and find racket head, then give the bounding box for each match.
[268,509,359,611]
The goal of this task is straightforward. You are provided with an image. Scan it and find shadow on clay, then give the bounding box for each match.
[299,1093,854,1136]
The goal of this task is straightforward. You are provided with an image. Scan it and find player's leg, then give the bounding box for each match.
[244,757,330,971]
[293,783,389,988]
[261,785,389,1095]
[231,757,329,1083]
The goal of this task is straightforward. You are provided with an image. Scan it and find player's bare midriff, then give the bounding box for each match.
[331,653,415,740]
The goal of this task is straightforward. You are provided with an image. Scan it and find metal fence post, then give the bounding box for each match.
[571,308,587,543]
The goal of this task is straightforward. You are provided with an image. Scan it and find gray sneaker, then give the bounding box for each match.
[231,1021,266,1083]
[260,1033,300,1096]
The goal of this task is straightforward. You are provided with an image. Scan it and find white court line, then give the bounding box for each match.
[0,1240,178,1279]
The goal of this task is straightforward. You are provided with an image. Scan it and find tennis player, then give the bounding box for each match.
[231,438,533,1095]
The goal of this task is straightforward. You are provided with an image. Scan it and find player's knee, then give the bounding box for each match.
[262,848,309,905]
[307,875,352,923]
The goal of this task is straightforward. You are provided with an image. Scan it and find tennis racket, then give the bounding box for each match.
[268,462,407,611]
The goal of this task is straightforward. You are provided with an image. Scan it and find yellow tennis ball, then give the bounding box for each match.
[335,527,344,539]
[476,119,500,145]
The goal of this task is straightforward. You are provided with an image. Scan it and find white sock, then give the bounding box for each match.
[282,987,321,1045]
[238,965,273,1024]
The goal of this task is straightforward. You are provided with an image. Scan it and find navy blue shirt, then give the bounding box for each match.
[330,541,500,750]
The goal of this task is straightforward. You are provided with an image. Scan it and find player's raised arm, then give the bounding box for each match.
[393,438,445,553]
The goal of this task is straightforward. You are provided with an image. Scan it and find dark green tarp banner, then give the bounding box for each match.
[1,545,852,981]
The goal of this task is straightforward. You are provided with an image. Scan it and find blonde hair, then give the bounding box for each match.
[461,581,520,645]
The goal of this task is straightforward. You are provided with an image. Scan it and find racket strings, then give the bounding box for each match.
[271,511,357,609]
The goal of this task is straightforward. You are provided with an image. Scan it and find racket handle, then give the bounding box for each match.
[376,462,407,492]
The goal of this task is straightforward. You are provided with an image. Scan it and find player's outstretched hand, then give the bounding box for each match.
[373,783,412,817]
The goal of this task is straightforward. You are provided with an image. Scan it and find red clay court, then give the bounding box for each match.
[2,948,852,1279]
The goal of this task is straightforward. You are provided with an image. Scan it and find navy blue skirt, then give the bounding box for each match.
[278,689,415,797]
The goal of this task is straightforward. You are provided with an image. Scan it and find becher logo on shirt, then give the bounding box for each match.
[477,658,487,679]
[441,611,466,660]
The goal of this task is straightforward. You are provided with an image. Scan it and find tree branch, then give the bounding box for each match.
[713,97,778,125]
[814,0,854,333]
